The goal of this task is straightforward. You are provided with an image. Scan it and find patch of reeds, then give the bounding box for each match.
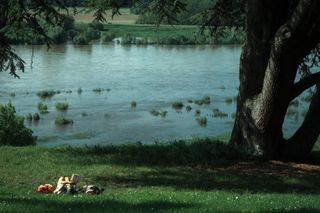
[36,90,57,99]
[131,101,137,108]
[213,108,228,118]
[196,117,207,127]
[195,96,210,105]
[55,116,73,125]
[172,101,184,110]
[55,102,69,111]
[38,102,49,114]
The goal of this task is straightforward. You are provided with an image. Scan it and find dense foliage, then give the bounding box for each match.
[0,103,36,146]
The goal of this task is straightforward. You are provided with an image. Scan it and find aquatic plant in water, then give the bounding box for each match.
[195,96,210,105]
[77,88,83,94]
[26,113,33,121]
[56,102,69,111]
[150,110,160,116]
[196,116,207,127]
[131,101,137,108]
[38,102,49,114]
[33,113,40,121]
[159,111,167,118]
[172,101,184,109]
[36,90,57,99]
[224,97,233,104]
[186,105,192,112]
[213,109,228,118]
[195,110,201,116]
[55,116,73,125]
[150,110,167,117]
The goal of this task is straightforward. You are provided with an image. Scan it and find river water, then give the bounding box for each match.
[0,44,307,146]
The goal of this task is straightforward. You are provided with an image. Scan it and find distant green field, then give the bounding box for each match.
[103,24,200,38]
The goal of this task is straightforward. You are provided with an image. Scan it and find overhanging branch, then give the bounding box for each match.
[290,71,320,101]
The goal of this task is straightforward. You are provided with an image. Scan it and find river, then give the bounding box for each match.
[0,44,307,146]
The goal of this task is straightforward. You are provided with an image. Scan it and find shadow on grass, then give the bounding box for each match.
[55,138,320,194]
[0,196,197,213]
[259,209,320,213]
[92,165,320,194]
[59,138,246,167]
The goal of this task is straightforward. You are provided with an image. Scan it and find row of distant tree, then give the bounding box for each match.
[47,0,134,7]
[46,0,219,25]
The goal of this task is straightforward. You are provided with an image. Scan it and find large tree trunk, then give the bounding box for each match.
[230,0,320,159]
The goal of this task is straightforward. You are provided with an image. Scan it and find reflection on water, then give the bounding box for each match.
[0,44,306,146]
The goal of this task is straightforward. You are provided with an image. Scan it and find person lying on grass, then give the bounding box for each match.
[52,174,104,195]
[53,176,79,194]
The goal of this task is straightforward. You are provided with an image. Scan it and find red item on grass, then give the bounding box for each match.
[37,184,55,193]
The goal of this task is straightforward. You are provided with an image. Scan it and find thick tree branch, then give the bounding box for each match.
[283,86,320,158]
[290,71,320,101]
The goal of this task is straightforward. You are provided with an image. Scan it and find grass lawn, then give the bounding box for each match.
[1,138,320,213]
[65,8,138,24]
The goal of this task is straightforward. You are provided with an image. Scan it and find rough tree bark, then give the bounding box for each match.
[230,0,320,158]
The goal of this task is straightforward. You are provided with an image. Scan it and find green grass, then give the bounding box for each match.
[0,138,320,212]
[103,24,199,39]
[55,102,69,111]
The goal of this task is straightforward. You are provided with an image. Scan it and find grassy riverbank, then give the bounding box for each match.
[1,138,320,213]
